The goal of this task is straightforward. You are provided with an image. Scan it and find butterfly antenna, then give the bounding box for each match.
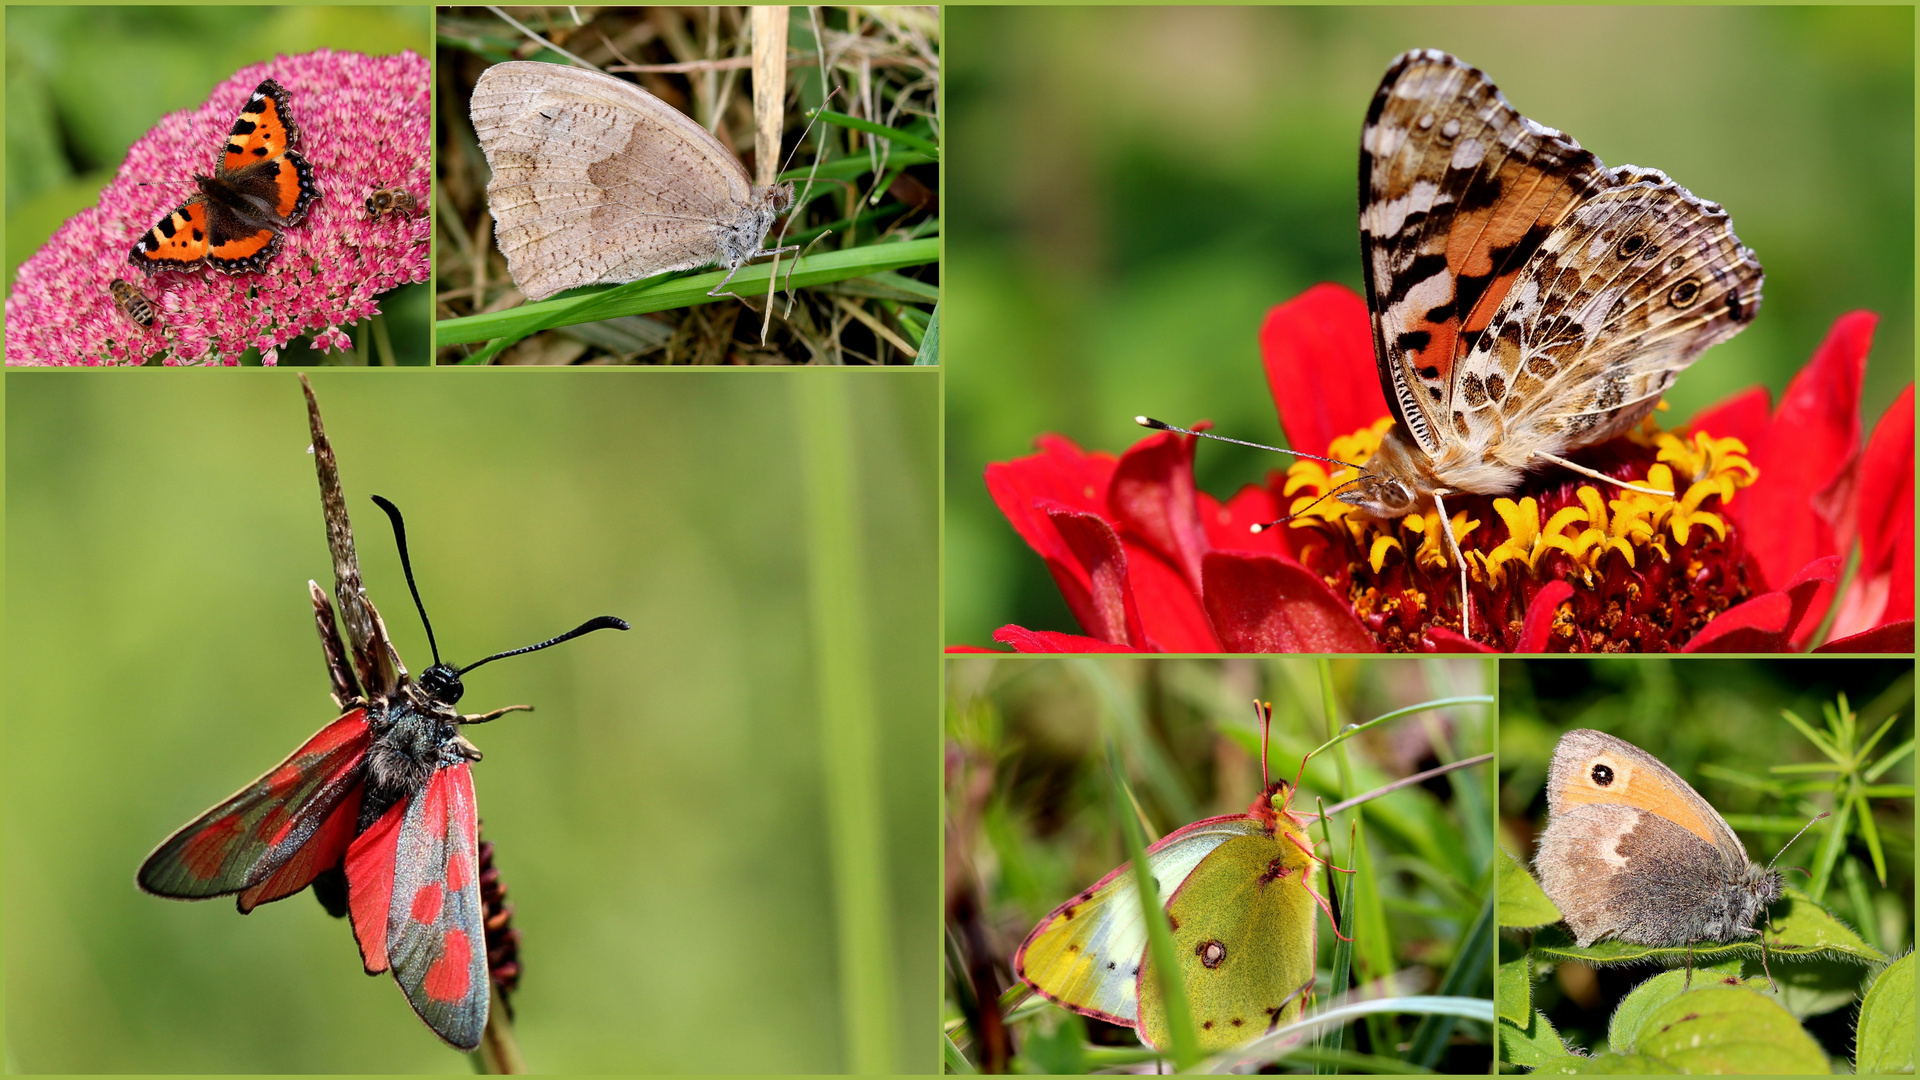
[1135,417,1368,472]
[370,494,444,668]
[1764,812,1831,871]
[1249,475,1374,534]
[456,616,631,677]
[1255,699,1272,792]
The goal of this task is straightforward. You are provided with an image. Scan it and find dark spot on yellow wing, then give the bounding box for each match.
[1231,1018,1245,1027]
[1197,940,1227,968]
[1066,943,1080,953]
[1590,763,1615,786]
[1062,906,1077,920]
[1202,1020,1214,1031]
[1169,915,1180,932]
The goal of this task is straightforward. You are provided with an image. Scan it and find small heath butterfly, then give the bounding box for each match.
[1535,729,1784,952]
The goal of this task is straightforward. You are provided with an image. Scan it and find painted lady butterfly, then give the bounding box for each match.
[1151,50,1764,637]
[130,78,321,275]
[1350,50,1763,628]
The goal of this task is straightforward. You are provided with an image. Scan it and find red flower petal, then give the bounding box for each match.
[1421,628,1500,653]
[1734,312,1875,592]
[1681,593,1793,652]
[1682,556,1840,653]
[1687,385,1772,453]
[1108,428,1209,595]
[991,626,1142,653]
[1047,507,1146,648]
[1121,543,1221,652]
[1258,283,1384,455]
[1832,384,1914,635]
[1516,581,1575,653]
[1813,620,1915,653]
[1200,551,1376,652]
[984,435,1117,564]
[1201,485,1297,558]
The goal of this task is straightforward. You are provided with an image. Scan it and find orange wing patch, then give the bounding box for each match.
[133,201,214,267]
[1557,749,1721,848]
[223,82,296,171]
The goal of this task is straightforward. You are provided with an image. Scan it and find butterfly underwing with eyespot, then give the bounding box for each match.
[130,78,321,275]
[1338,49,1764,523]
[137,375,627,1050]
[1535,728,1779,949]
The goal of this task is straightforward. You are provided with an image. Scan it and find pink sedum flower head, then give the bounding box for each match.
[5,50,430,366]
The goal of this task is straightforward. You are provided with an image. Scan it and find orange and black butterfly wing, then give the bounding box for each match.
[130,198,216,273]
[137,709,371,904]
[219,78,319,225]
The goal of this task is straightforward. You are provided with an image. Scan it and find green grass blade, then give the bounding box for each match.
[1405,870,1495,1068]
[796,375,896,1072]
[811,108,939,155]
[1106,742,1200,1070]
[436,238,939,349]
[915,302,940,365]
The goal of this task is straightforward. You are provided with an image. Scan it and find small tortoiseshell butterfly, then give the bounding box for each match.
[130,78,321,275]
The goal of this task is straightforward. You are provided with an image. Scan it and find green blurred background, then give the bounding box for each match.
[945,6,1915,648]
[6,369,936,1071]
[1499,658,1914,1059]
[946,657,1494,1072]
[5,6,432,362]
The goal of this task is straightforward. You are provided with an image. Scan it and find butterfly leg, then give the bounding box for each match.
[706,243,806,300]
[1431,490,1471,640]
[1531,451,1674,499]
[459,705,533,726]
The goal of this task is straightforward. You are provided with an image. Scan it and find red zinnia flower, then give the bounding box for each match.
[965,284,1913,654]
[5,50,430,366]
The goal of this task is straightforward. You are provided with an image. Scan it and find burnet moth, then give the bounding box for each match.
[137,375,628,1050]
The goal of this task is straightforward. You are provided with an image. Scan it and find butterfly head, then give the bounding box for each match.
[419,662,466,706]
[1334,424,1434,519]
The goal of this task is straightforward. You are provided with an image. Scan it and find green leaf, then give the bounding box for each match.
[1021,1011,1088,1075]
[1605,963,1749,1051]
[1496,951,1531,1026]
[1531,889,1884,968]
[1855,952,1915,1074]
[1497,1010,1569,1068]
[914,301,939,366]
[1632,987,1831,1074]
[1532,1051,1682,1073]
[1497,848,1560,928]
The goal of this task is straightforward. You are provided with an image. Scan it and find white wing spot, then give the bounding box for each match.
[1451,138,1485,170]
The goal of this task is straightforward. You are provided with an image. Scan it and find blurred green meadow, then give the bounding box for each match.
[945,6,1915,648]
[4,5,432,361]
[945,657,1495,1072]
[1499,658,1914,1066]
[5,369,937,1071]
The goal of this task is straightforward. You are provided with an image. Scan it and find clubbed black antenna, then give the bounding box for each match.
[370,494,444,667]
[1134,417,1367,471]
[456,616,630,677]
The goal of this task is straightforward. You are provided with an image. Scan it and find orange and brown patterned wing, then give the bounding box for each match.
[1454,166,1763,454]
[1358,49,1614,456]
